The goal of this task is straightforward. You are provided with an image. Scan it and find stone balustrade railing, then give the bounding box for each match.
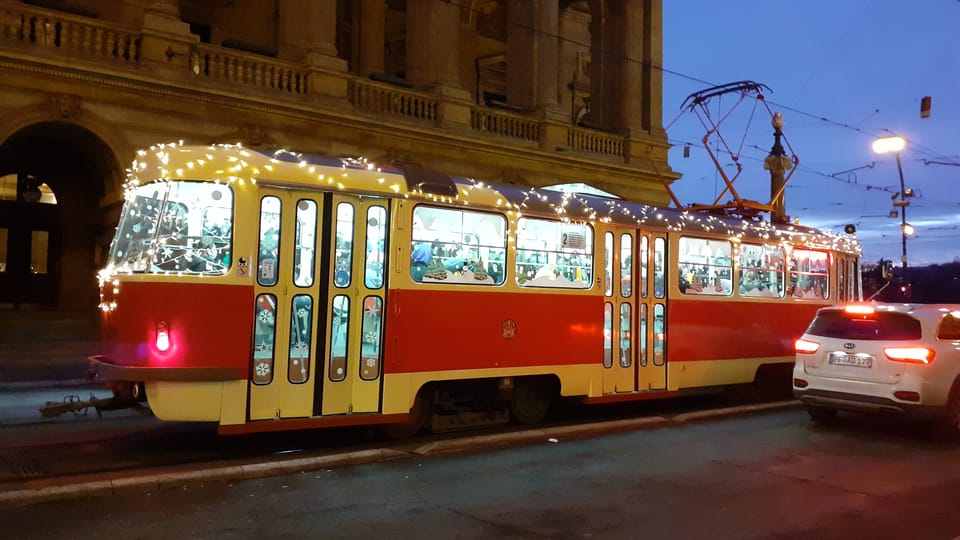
[470,108,540,143]
[190,43,308,96]
[347,79,438,124]
[0,4,139,64]
[0,6,632,163]
[567,126,624,158]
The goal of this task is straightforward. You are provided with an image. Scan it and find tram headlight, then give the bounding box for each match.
[155,321,171,352]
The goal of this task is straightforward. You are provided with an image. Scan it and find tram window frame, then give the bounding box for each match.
[515,217,594,289]
[257,195,282,286]
[410,205,507,286]
[293,199,318,288]
[737,244,785,298]
[110,182,234,275]
[788,249,830,300]
[677,237,732,296]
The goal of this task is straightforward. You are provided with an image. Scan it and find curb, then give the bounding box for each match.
[0,399,800,506]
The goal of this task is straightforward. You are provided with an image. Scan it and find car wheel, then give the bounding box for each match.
[933,384,960,440]
[805,404,838,423]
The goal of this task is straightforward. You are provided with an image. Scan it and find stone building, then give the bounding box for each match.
[0,0,676,376]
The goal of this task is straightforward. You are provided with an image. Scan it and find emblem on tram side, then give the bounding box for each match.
[501,319,517,339]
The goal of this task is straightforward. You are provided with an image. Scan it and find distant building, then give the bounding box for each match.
[0,0,677,312]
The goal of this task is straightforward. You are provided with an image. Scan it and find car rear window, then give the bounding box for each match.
[805,309,922,340]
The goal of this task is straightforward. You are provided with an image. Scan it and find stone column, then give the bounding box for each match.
[279,0,348,99]
[358,0,386,77]
[615,0,644,135]
[405,0,464,91]
[642,0,665,138]
[139,0,197,74]
[506,0,535,108]
[587,0,610,128]
[406,0,470,130]
[535,0,561,113]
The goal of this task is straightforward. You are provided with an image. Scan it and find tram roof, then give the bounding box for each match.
[127,143,860,255]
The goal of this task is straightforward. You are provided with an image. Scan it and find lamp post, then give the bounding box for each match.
[871,136,910,271]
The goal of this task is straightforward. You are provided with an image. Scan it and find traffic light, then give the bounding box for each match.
[921,96,931,119]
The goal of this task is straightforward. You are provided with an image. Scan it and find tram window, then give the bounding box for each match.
[619,302,632,367]
[329,295,350,381]
[257,196,281,286]
[604,233,613,296]
[334,203,355,288]
[620,233,633,297]
[364,206,386,289]
[788,249,829,300]
[293,200,317,288]
[515,217,593,289]
[653,238,665,299]
[603,302,613,368]
[653,304,665,366]
[639,236,649,299]
[360,296,383,380]
[252,293,277,385]
[838,258,847,302]
[0,228,6,272]
[677,237,732,296]
[111,182,234,275]
[639,303,648,367]
[288,295,313,384]
[737,244,784,298]
[411,206,506,285]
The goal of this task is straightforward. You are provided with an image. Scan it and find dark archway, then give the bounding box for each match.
[0,122,122,312]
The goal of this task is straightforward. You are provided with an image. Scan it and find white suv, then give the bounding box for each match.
[793,303,960,434]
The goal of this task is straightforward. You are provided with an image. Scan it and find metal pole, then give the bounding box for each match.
[895,152,908,271]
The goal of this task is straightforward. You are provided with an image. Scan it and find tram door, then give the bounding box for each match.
[637,233,667,391]
[320,195,388,416]
[602,230,636,393]
[249,189,323,420]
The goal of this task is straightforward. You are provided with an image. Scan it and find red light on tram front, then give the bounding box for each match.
[156,321,171,352]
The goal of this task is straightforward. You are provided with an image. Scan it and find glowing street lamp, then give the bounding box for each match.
[872,136,911,270]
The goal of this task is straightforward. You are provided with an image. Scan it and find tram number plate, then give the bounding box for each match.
[828,352,872,368]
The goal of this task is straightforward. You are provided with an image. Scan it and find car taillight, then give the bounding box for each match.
[883,346,935,364]
[156,321,170,352]
[844,304,876,315]
[795,338,820,354]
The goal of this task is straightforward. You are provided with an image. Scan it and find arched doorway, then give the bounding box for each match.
[0,122,122,311]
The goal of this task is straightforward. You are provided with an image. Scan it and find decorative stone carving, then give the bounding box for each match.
[53,94,81,118]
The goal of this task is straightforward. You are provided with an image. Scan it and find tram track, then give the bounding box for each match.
[0,390,797,505]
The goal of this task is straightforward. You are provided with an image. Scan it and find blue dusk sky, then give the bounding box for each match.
[661,0,960,266]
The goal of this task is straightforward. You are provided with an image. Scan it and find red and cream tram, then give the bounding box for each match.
[89,142,861,435]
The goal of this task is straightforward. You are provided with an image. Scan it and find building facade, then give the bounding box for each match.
[0,0,677,314]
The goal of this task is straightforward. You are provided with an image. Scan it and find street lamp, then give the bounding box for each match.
[872,136,911,271]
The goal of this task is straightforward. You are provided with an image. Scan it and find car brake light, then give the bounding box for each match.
[883,346,935,364]
[795,338,820,354]
[156,321,170,352]
[844,304,876,315]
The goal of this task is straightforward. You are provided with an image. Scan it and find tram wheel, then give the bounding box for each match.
[511,378,553,425]
[379,387,431,439]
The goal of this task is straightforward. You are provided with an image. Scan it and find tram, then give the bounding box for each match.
[88,142,861,436]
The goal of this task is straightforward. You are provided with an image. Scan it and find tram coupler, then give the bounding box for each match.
[38,393,150,418]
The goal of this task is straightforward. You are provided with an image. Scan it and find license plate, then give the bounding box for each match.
[829,352,873,368]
